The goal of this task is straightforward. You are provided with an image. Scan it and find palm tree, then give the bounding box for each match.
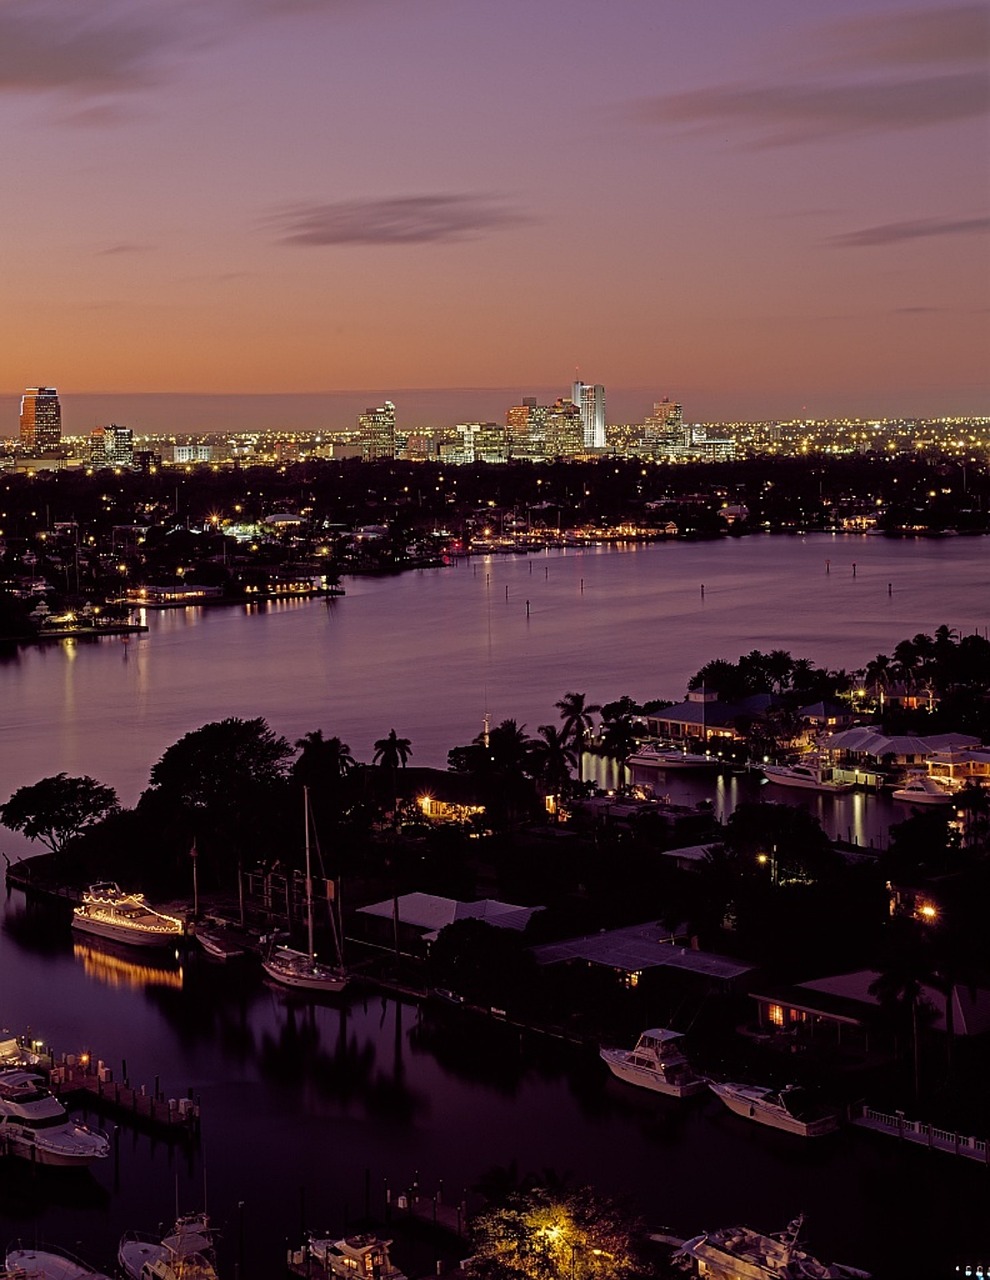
[599,715,639,773]
[294,730,355,783]
[530,724,576,811]
[555,691,600,786]
[373,729,412,820]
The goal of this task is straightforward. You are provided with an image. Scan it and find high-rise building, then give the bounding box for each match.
[19,386,61,454]
[89,424,134,469]
[359,401,396,461]
[645,398,685,449]
[543,398,585,458]
[572,381,606,449]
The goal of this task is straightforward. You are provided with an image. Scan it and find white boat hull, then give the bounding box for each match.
[891,787,953,805]
[7,1247,113,1279]
[600,1050,707,1097]
[628,752,718,771]
[262,951,349,994]
[0,1123,110,1167]
[709,1083,839,1137]
[71,917,182,950]
[762,767,853,793]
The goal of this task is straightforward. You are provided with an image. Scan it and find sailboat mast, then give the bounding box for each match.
[304,786,315,963]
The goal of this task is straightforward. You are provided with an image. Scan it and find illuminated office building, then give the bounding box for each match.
[359,401,396,461]
[19,386,61,454]
[572,381,606,449]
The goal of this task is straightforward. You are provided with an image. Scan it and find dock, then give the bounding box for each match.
[48,1053,201,1138]
[852,1104,990,1164]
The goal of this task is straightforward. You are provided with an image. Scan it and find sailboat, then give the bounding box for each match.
[262,788,350,994]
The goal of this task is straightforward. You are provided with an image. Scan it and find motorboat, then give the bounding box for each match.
[6,1243,114,1279]
[676,1215,870,1279]
[262,789,350,995]
[0,1031,43,1069]
[599,1028,707,1097]
[891,775,955,806]
[287,1234,407,1280]
[71,883,185,949]
[0,1068,110,1167]
[627,746,719,771]
[761,761,853,793]
[193,921,248,962]
[708,1081,840,1137]
[118,1213,218,1280]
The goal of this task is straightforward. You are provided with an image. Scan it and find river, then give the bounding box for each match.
[1,534,989,1275]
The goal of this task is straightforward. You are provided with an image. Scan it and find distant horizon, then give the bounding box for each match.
[4,386,986,438]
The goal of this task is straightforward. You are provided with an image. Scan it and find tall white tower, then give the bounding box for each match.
[571,381,605,449]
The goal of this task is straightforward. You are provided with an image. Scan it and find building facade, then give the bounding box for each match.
[19,387,61,454]
[89,424,134,468]
[572,381,606,449]
[359,400,396,461]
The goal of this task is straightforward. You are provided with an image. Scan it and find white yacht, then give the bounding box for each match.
[708,1081,840,1137]
[627,746,719,771]
[118,1213,217,1280]
[0,1069,110,1167]
[761,761,853,793]
[287,1234,407,1280]
[676,1216,870,1279]
[0,1031,43,1069]
[891,775,954,806]
[599,1028,707,1097]
[71,884,185,949]
[6,1244,114,1279]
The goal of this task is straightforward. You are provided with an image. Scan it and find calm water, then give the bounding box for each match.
[1,535,989,1275]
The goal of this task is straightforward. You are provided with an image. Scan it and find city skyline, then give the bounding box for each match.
[1,0,987,427]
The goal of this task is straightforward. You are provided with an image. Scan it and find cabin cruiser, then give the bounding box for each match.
[761,761,853,793]
[287,1234,407,1280]
[627,746,719,771]
[118,1213,217,1280]
[708,1081,840,1137]
[676,1216,870,1279]
[891,775,954,805]
[0,1069,110,1167]
[599,1028,707,1097]
[71,884,184,949]
[6,1244,114,1279]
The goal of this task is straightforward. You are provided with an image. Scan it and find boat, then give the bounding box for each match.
[599,1028,707,1097]
[0,1031,43,1069]
[676,1215,870,1279]
[118,1213,218,1280]
[71,883,185,949]
[261,789,350,995]
[891,775,955,806]
[708,1081,840,1137]
[761,761,854,793]
[193,921,247,962]
[0,1068,110,1167]
[287,1234,407,1280]
[627,746,719,771]
[6,1244,114,1280]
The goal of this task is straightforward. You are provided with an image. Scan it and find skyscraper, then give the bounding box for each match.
[359,400,396,461]
[544,397,585,458]
[572,381,606,449]
[19,386,61,454]
[89,424,134,468]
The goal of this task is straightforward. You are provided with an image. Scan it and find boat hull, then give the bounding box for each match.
[0,1125,110,1167]
[71,917,182,950]
[7,1246,113,1279]
[628,752,718,771]
[709,1083,839,1137]
[600,1050,707,1097]
[761,767,853,793]
[262,952,348,994]
[891,787,953,805]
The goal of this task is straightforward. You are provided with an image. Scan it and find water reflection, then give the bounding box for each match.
[72,939,184,991]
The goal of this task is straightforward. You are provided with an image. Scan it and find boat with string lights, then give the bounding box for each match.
[71,883,185,949]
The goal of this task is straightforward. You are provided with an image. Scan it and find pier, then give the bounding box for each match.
[48,1052,201,1138]
[852,1104,990,1164]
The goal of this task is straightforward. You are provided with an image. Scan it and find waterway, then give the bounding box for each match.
[1,534,989,1275]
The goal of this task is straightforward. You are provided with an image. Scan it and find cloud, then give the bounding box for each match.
[815,4,990,70]
[829,215,990,247]
[269,195,531,246]
[636,73,989,146]
[98,243,155,255]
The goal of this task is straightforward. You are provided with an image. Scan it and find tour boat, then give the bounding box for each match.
[287,1234,407,1280]
[676,1215,870,1279]
[891,775,955,806]
[118,1213,217,1280]
[599,1028,707,1098]
[71,883,185,949]
[6,1244,114,1280]
[0,1069,110,1167]
[761,761,853,793]
[262,789,350,995]
[707,1081,840,1137]
[627,746,719,771]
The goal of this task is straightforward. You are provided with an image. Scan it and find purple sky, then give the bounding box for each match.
[2,0,988,431]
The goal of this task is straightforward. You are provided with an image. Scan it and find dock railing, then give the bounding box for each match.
[852,1103,989,1163]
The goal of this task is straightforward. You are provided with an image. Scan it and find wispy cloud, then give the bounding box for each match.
[634,4,990,146]
[269,195,531,247]
[829,215,990,247]
[98,242,155,255]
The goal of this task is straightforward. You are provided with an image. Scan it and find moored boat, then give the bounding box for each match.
[708,1081,840,1137]
[599,1028,707,1097]
[118,1213,217,1280]
[891,775,955,805]
[5,1244,111,1274]
[6,1243,114,1280]
[627,746,719,771]
[676,1215,870,1279]
[0,1069,110,1167]
[761,760,853,793]
[287,1233,406,1280]
[71,883,185,949]
[193,921,248,962]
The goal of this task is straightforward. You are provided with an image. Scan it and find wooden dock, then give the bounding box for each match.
[49,1054,201,1138]
[852,1104,990,1164]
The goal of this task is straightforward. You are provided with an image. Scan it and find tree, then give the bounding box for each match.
[555,692,600,785]
[1,774,119,855]
[372,729,412,771]
[530,724,577,808]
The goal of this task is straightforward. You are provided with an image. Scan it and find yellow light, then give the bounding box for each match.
[919,904,937,920]
[757,854,769,865]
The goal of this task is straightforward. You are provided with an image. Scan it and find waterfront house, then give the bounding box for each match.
[356,892,542,955]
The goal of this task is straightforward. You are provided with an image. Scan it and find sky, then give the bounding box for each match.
[1,0,988,432]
